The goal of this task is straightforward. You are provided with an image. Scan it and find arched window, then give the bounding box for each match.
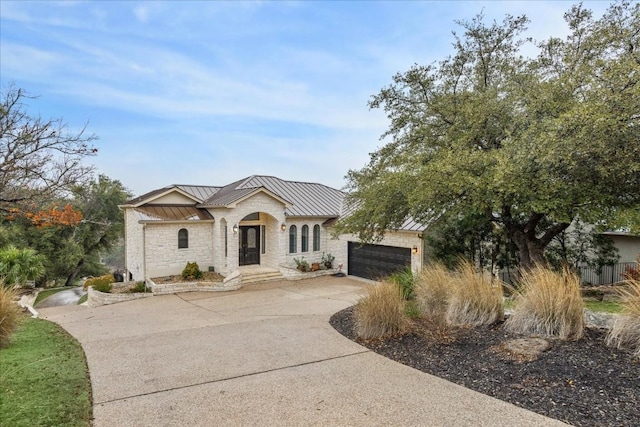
[178,228,189,248]
[301,225,309,252]
[313,224,320,251]
[289,225,297,253]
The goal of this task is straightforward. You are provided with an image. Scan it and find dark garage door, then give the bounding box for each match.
[348,242,411,280]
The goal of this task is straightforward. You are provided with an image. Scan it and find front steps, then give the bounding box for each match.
[239,266,284,285]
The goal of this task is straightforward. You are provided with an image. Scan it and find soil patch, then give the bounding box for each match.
[330,306,640,427]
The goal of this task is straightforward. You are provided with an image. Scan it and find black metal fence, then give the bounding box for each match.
[499,262,638,286]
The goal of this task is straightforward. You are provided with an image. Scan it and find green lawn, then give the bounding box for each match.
[584,300,623,313]
[0,316,92,427]
[34,287,70,306]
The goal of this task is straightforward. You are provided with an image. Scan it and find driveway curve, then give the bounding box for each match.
[40,276,566,426]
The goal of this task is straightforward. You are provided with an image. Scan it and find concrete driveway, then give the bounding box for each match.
[40,276,566,426]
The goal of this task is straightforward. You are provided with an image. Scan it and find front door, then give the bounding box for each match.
[239,226,260,266]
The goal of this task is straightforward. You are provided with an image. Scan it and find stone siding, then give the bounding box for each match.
[124,209,145,281]
[283,218,331,268]
[145,222,215,278]
[326,229,424,275]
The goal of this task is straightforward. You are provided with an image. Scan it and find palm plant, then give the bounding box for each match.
[0,245,46,287]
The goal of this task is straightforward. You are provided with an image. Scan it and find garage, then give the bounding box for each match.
[347,242,411,280]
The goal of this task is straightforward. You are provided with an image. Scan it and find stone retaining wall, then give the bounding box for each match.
[149,277,240,295]
[279,266,337,280]
[87,286,153,307]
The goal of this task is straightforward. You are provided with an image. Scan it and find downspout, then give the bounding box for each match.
[142,223,147,282]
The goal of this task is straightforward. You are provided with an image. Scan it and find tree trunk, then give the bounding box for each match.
[65,258,84,287]
[499,207,569,270]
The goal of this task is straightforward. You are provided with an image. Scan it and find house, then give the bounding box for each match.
[120,175,426,287]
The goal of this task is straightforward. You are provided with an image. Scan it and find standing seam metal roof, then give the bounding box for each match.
[125,175,427,231]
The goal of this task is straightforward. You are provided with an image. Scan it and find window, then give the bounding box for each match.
[289,225,297,253]
[301,225,309,252]
[261,225,266,254]
[313,225,320,251]
[224,226,228,257]
[178,228,189,248]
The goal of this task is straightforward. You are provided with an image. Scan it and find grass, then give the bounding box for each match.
[0,286,21,348]
[446,260,504,327]
[354,281,408,339]
[606,279,640,357]
[505,267,585,341]
[414,263,452,318]
[0,315,92,427]
[34,286,70,306]
[585,300,623,313]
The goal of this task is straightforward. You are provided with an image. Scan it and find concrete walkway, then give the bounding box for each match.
[40,277,567,426]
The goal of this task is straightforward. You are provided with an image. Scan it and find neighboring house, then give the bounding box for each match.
[601,231,640,264]
[120,175,426,285]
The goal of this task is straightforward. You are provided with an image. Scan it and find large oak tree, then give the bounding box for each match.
[340,2,640,268]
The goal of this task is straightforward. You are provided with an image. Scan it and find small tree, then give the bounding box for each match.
[0,245,45,287]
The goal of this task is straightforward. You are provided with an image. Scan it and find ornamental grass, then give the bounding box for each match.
[606,279,640,357]
[505,267,584,341]
[354,281,408,339]
[0,285,21,348]
[446,260,504,327]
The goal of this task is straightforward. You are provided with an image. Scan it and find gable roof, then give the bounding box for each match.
[124,175,344,218]
[123,175,427,231]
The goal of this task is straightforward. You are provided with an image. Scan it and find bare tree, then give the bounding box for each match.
[0,84,97,212]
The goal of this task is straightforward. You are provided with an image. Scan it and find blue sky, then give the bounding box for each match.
[0,0,611,196]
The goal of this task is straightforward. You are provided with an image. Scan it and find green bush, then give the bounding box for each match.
[128,281,150,293]
[388,266,415,300]
[84,274,114,293]
[0,286,21,348]
[181,262,203,280]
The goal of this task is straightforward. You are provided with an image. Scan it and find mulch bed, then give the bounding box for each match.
[330,307,640,427]
[150,272,224,284]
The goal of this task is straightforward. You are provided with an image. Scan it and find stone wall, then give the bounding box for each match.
[87,286,153,307]
[145,222,215,278]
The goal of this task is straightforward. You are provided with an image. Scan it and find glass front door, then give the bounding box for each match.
[239,226,260,266]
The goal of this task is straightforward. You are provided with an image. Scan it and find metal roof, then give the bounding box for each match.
[200,175,344,217]
[134,206,214,221]
[125,175,428,231]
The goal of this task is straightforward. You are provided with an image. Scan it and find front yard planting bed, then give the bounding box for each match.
[331,306,640,427]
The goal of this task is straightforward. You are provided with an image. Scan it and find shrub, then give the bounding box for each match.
[293,257,309,272]
[0,245,45,288]
[414,263,453,319]
[0,286,21,348]
[354,281,408,339]
[181,262,203,280]
[505,267,584,340]
[128,281,149,293]
[605,279,640,357]
[446,260,504,327]
[388,266,415,300]
[84,274,114,293]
